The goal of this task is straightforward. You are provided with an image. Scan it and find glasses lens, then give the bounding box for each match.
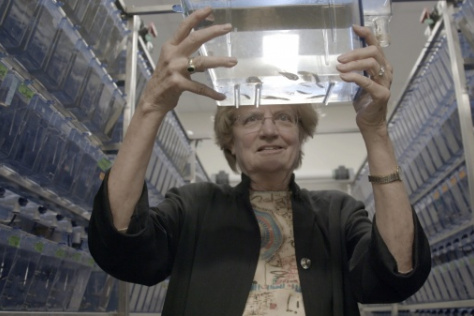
[235,111,298,132]
[274,112,297,128]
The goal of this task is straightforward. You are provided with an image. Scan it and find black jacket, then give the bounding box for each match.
[88,173,431,315]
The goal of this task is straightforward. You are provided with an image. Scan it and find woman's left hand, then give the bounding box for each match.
[336,25,393,134]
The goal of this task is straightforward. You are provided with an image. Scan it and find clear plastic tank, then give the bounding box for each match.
[0,70,33,162]
[79,268,118,312]
[51,130,85,196]
[45,243,83,311]
[181,0,364,106]
[0,227,21,304]
[181,0,392,106]
[8,95,51,175]
[80,0,108,47]
[23,238,61,310]
[70,137,100,208]
[0,0,42,53]
[30,107,73,187]
[362,0,392,47]
[0,231,42,310]
[34,17,80,91]
[13,0,64,72]
[68,251,93,311]
[52,38,93,106]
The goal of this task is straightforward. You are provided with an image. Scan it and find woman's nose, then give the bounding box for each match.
[259,117,279,135]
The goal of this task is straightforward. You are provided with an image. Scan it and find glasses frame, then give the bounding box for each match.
[233,111,300,133]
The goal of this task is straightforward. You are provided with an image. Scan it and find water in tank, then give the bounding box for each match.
[80,269,118,312]
[23,238,62,310]
[0,0,42,53]
[0,231,42,310]
[8,95,51,175]
[180,0,391,106]
[181,0,363,106]
[0,70,34,162]
[30,107,73,187]
[45,243,85,311]
[0,227,21,304]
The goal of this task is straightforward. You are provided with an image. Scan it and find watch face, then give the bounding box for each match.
[397,166,403,181]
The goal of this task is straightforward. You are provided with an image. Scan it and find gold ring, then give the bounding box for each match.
[187,58,196,74]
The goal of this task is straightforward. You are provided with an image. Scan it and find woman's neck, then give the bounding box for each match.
[248,172,293,191]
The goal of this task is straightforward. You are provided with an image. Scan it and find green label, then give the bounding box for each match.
[72,252,81,262]
[8,235,20,247]
[34,242,44,253]
[98,157,112,171]
[0,63,7,79]
[87,257,95,267]
[55,248,66,258]
[18,83,35,101]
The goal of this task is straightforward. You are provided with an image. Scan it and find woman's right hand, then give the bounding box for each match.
[138,7,238,116]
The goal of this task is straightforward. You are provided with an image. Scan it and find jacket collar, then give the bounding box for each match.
[234,172,301,200]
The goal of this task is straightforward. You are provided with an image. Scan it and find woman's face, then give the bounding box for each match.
[230,105,301,177]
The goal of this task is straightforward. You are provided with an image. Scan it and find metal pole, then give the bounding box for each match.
[123,15,140,139]
[116,14,140,316]
[117,281,130,316]
[442,1,474,221]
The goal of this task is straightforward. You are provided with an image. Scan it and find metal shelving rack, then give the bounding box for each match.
[356,0,474,314]
[0,0,208,314]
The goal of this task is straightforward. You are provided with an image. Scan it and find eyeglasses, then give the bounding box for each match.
[234,111,299,133]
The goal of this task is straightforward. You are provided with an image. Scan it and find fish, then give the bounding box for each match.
[279,71,299,81]
[262,95,290,101]
[241,94,251,99]
[296,90,312,95]
[305,94,325,99]
[297,71,313,81]
[246,76,262,83]
[298,71,324,88]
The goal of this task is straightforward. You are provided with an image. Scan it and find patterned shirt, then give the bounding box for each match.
[243,191,305,316]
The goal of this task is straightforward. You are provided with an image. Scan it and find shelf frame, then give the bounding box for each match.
[360,299,474,314]
[441,1,474,222]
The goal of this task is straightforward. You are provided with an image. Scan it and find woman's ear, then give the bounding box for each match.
[228,142,235,155]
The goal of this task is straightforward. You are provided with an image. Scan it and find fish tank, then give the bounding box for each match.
[180,0,391,106]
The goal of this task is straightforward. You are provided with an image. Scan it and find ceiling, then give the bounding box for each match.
[123,0,437,190]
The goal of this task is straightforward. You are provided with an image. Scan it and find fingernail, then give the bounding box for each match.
[228,57,238,65]
[339,73,349,81]
[337,54,347,62]
[222,23,232,31]
[352,24,362,29]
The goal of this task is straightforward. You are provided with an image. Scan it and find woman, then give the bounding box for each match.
[88,7,431,316]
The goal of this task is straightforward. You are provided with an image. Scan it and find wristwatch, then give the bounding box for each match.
[368,166,402,184]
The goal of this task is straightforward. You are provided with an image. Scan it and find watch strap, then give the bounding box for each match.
[368,166,402,184]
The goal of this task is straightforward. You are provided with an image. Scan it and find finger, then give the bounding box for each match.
[336,57,380,77]
[352,24,380,47]
[338,44,383,66]
[338,25,387,67]
[339,72,390,103]
[179,23,233,56]
[188,56,238,73]
[170,7,214,45]
[182,80,227,100]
